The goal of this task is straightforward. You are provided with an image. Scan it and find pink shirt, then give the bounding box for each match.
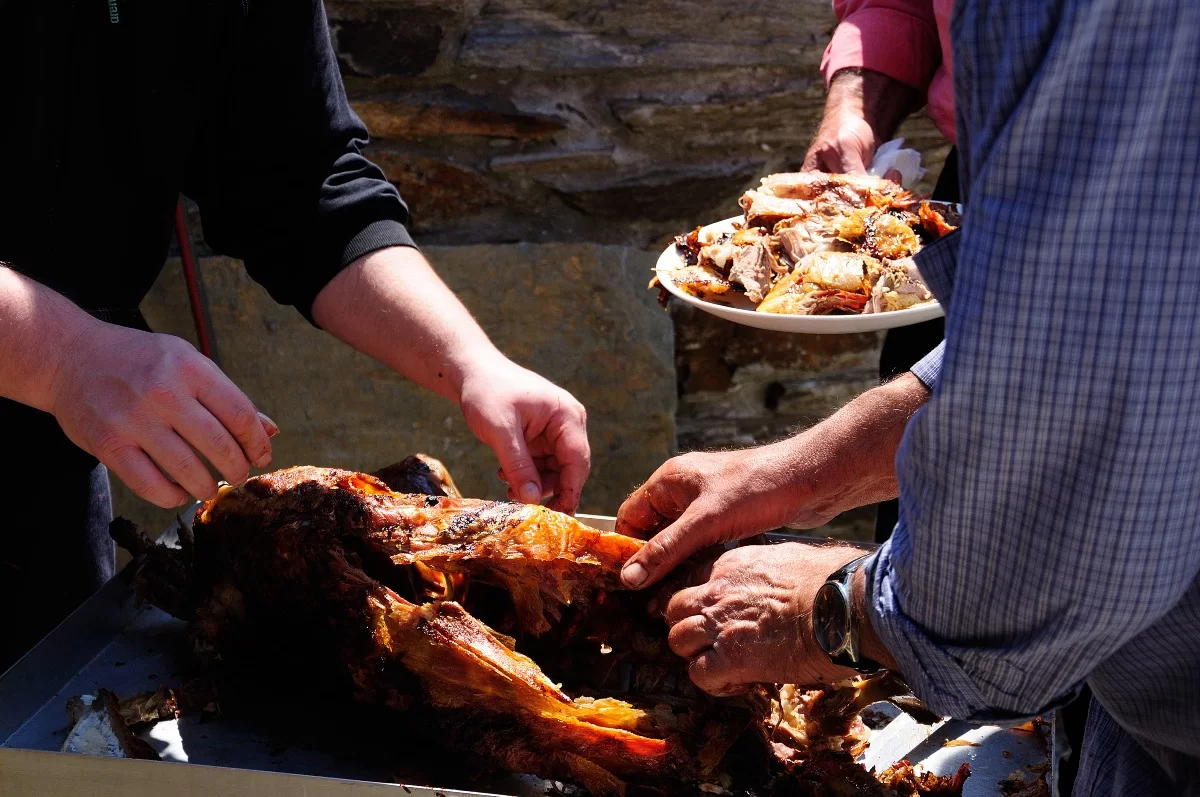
[821,0,956,144]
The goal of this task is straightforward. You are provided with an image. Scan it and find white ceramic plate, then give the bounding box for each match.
[655,216,944,334]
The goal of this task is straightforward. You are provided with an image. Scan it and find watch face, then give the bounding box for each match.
[813,582,850,655]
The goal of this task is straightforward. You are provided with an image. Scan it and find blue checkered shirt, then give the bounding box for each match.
[865,1,1200,795]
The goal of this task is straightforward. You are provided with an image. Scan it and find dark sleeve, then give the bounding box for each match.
[183,0,415,325]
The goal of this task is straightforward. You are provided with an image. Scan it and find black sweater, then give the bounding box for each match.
[0,0,415,326]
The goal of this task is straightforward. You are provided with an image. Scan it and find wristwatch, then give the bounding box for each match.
[812,553,881,674]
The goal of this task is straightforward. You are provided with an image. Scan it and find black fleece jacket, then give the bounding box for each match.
[0,0,415,327]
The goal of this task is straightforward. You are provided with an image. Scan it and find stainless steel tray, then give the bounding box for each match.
[0,516,1056,796]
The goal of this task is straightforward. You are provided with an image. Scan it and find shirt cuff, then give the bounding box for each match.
[821,9,941,91]
[339,218,417,270]
[863,542,1078,723]
[909,342,944,389]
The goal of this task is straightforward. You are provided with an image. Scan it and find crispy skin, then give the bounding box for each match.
[756,172,916,207]
[739,192,814,228]
[918,201,960,240]
[199,467,643,636]
[665,263,734,301]
[674,227,702,266]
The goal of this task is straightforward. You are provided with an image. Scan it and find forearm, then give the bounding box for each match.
[0,266,96,412]
[310,246,504,404]
[826,69,919,149]
[777,372,929,527]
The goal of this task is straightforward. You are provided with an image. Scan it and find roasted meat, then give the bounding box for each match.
[660,170,954,316]
[758,252,881,315]
[864,258,933,314]
[658,263,733,302]
[112,459,960,797]
[728,241,777,303]
[741,172,916,229]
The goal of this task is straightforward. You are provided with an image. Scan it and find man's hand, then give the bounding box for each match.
[617,444,832,589]
[459,358,590,513]
[48,321,276,508]
[619,374,932,590]
[801,69,919,177]
[663,542,865,694]
[312,247,591,513]
[803,105,878,175]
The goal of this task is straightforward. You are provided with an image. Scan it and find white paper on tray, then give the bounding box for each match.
[868,138,926,189]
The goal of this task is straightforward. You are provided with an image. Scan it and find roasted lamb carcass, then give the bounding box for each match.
[113,460,964,797]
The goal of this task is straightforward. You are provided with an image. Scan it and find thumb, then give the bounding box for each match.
[621,504,715,590]
[492,423,542,505]
[840,148,871,175]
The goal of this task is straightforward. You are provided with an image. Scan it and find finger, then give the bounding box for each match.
[688,647,739,696]
[621,504,717,590]
[167,400,252,486]
[616,462,691,539]
[883,168,903,185]
[648,553,718,615]
[539,470,561,501]
[505,471,560,503]
[193,366,272,468]
[258,411,280,438]
[615,485,668,539]
[668,615,716,659]
[102,443,189,509]
[544,412,590,515]
[840,151,870,174]
[140,427,220,501]
[800,144,827,173]
[663,584,708,626]
[490,420,543,505]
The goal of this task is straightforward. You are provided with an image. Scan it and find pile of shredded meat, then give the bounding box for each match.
[656,172,960,315]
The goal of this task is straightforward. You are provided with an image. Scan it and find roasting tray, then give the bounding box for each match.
[0,515,1056,796]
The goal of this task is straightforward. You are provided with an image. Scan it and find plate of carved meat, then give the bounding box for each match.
[652,173,960,334]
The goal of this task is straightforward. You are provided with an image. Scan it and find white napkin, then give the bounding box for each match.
[868,138,926,189]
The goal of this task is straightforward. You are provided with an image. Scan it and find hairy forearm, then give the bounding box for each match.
[826,68,920,148]
[778,372,930,526]
[310,247,505,404]
[0,266,96,412]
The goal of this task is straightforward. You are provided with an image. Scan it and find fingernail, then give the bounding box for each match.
[518,482,541,504]
[258,412,279,438]
[622,562,648,588]
[254,454,272,469]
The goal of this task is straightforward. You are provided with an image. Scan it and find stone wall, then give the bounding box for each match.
[113,0,949,542]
